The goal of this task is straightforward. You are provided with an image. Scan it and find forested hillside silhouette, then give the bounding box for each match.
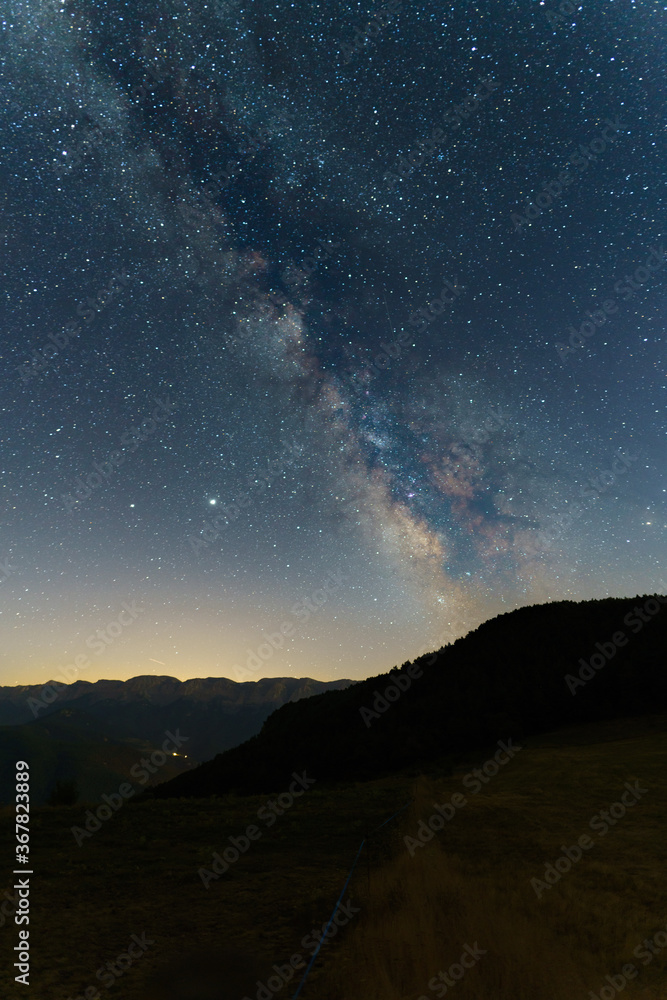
[150,595,667,799]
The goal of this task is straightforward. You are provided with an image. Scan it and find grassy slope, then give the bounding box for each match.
[316,716,667,1000]
[0,714,665,999]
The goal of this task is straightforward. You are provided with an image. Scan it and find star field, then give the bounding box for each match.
[1,0,665,684]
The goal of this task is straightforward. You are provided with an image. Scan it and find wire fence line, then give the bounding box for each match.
[291,799,413,999]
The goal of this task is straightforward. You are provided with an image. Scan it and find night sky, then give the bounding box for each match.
[1,0,665,685]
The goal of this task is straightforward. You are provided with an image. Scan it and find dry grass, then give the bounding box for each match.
[318,843,593,999]
[313,796,665,999]
[0,716,666,999]
[307,724,667,1000]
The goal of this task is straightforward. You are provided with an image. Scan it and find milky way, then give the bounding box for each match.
[1,0,664,683]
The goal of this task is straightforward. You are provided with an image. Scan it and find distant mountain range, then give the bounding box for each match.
[148,595,667,799]
[0,675,355,804]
